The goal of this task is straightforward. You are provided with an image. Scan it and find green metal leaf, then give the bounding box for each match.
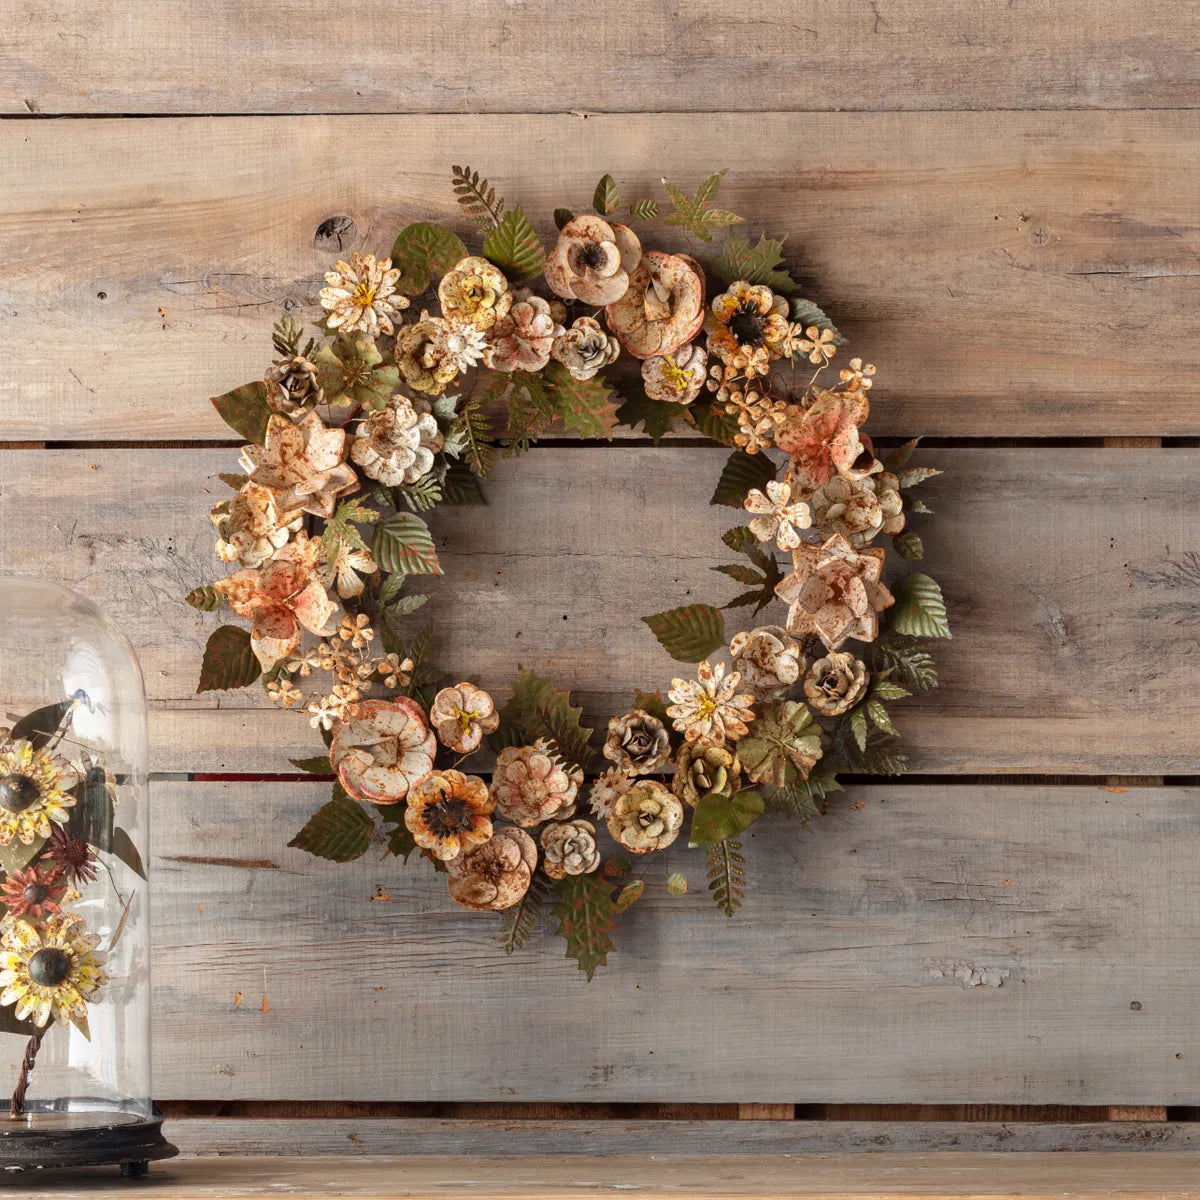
[710,234,797,293]
[211,380,271,444]
[287,785,374,863]
[185,584,223,612]
[704,838,745,917]
[390,222,468,295]
[592,174,620,216]
[10,700,74,750]
[543,361,620,440]
[443,460,488,505]
[492,668,596,770]
[641,604,725,663]
[629,198,659,221]
[613,879,644,914]
[553,873,616,981]
[735,701,823,789]
[689,789,764,847]
[451,165,505,229]
[710,449,777,507]
[483,205,545,280]
[867,699,898,737]
[110,826,147,880]
[891,574,952,639]
[498,872,548,953]
[196,625,261,693]
[290,755,334,775]
[614,389,678,442]
[893,530,924,560]
[372,514,442,577]
[665,872,688,896]
[849,705,869,752]
[790,299,845,347]
[553,207,574,230]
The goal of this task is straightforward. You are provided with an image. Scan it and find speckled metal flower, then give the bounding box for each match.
[607,780,684,854]
[728,625,802,697]
[0,913,108,1029]
[491,741,580,827]
[319,252,408,338]
[0,866,66,921]
[743,479,812,551]
[602,710,671,775]
[350,394,442,486]
[642,343,707,405]
[540,819,601,880]
[429,683,500,754]
[330,698,437,805]
[404,770,494,862]
[486,296,563,374]
[550,316,620,382]
[707,281,791,376]
[666,660,756,746]
[438,256,513,331]
[0,740,77,848]
[447,827,537,911]
[45,826,97,888]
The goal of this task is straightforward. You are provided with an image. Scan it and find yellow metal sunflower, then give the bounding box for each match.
[0,913,108,1029]
[0,739,77,847]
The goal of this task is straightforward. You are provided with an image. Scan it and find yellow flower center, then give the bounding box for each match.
[660,358,694,393]
[695,694,717,719]
[351,282,378,309]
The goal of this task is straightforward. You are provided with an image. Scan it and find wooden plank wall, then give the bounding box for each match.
[2,0,1199,1155]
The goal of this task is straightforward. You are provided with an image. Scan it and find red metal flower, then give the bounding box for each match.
[0,865,67,919]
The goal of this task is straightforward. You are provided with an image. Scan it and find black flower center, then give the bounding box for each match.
[728,303,768,347]
[29,948,71,988]
[22,883,49,906]
[0,774,40,814]
[579,242,608,270]
[424,798,472,837]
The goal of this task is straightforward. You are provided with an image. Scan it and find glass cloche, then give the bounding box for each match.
[0,577,175,1176]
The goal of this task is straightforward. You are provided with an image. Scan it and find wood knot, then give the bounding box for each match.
[314,215,356,252]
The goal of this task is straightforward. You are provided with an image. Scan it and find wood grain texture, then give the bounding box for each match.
[135,779,1200,1104]
[6,1,1200,116]
[19,1154,1200,1199]
[164,1117,1200,1156]
[2,113,1198,441]
[0,445,1196,775]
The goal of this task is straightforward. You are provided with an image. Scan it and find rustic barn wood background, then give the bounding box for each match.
[2,0,1199,1160]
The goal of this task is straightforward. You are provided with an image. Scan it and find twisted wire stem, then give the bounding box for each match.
[9,1026,47,1119]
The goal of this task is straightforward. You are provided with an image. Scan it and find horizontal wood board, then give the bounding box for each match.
[4,0,1198,114]
[26,779,1193,1104]
[1,113,1198,441]
[0,445,1196,775]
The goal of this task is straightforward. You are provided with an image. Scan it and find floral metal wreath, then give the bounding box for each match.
[190,168,951,978]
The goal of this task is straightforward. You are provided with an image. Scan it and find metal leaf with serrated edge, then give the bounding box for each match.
[544,361,620,440]
[553,873,616,981]
[483,205,545,280]
[711,234,797,294]
[288,785,374,863]
[372,513,442,577]
[185,584,223,611]
[290,755,334,775]
[893,530,924,560]
[641,604,725,662]
[197,625,261,693]
[890,574,952,639]
[705,837,745,917]
[710,449,777,507]
[390,222,468,295]
[666,872,688,896]
[593,174,620,215]
[211,380,272,444]
[867,699,898,736]
[689,789,764,847]
[615,389,678,442]
[629,198,659,221]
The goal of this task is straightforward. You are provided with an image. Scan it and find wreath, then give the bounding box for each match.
[189,168,950,978]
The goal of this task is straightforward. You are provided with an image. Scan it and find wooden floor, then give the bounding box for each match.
[2,0,1200,1175]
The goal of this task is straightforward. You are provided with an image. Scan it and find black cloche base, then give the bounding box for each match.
[0,1112,178,1176]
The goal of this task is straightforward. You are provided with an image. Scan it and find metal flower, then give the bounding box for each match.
[642,343,708,404]
[446,826,537,911]
[319,252,408,338]
[44,826,97,887]
[672,740,741,808]
[350,394,442,486]
[239,411,359,521]
[0,913,108,1029]
[211,481,301,568]
[545,215,642,306]
[707,281,791,376]
[491,741,580,827]
[775,389,875,493]
[791,325,838,366]
[605,251,705,359]
[486,296,563,374]
[743,479,812,551]
[839,357,876,393]
[666,660,756,746]
[438,256,513,331]
[404,769,494,862]
[602,710,671,775]
[550,316,620,381]
[396,313,461,396]
[728,625,802,697]
[264,355,325,417]
[803,651,870,716]
[587,768,632,820]
[429,683,500,754]
[607,780,684,854]
[0,740,77,848]
[810,472,904,548]
[775,533,894,649]
[329,698,436,805]
[0,865,66,921]
[540,819,601,880]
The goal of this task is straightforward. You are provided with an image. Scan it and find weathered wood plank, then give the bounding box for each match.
[19,1153,1200,1199]
[2,113,1197,440]
[5,1,1197,116]
[164,1117,1200,1157]
[135,780,1200,1103]
[0,445,1196,775]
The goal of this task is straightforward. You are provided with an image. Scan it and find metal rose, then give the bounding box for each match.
[264,355,324,417]
[396,312,460,396]
[486,296,563,374]
[603,709,671,775]
[642,343,707,404]
[605,251,706,359]
[329,697,437,805]
[545,214,642,306]
[803,651,870,717]
[728,625,802,697]
[211,481,301,568]
[447,826,537,911]
[810,472,905,548]
[491,741,580,827]
[607,780,684,854]
[775,533,894,649]
[350,395,442,486]
[550,316,620,381]
[671,740,742,809]
[239,411,359,521]
[540,819,601,880]
[404,769,494,861]
[437,255,513,331]
[429,683,500,754]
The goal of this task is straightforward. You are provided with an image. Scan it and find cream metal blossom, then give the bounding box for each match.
[429,683,500,754]
[350,395,442,486]
[744,479,812,551]
[491,741,580,826]
[329,698,437,804]
[0,913,108,1029]
[319,252,408,337]
[0,740,77,847]
[666,660,755,746]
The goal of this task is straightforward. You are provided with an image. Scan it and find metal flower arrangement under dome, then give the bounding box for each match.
[189,168,951,979]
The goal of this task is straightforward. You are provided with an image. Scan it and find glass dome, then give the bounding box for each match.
[0,577,174,1175]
